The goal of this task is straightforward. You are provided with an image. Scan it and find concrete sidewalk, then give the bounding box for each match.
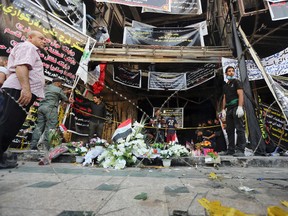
[11,149,288,168]
[1,162,288,216]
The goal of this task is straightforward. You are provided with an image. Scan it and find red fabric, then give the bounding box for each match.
[49,146,69,160]
[91,33,109,94]
[92,63,106,94]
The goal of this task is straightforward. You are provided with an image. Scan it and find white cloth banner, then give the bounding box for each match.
[131,20,208,36]
[96,0,171,12]
[142,0,202,15]
[222,47,288,82]
[148,72,186,90]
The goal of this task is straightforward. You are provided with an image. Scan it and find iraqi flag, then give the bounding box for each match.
[112,119,133,142]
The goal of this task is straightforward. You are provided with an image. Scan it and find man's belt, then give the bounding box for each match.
[225,98,238,108]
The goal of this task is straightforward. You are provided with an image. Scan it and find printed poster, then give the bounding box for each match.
[0,0,89,86]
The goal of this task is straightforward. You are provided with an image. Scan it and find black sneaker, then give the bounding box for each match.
[3,152,18,163]
[0,161,18,169]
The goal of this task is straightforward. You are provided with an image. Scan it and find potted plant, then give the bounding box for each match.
[160,144,189,167]
[160,149,173,167]
[67,141,88,163]
[151,142,165,154]
[74,147,88,163]
[205,150,221,164]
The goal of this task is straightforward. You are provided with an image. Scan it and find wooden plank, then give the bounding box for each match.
[90,56,223,63]
[91,44,232,63]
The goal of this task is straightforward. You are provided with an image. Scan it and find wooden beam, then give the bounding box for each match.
[91,43,233,63]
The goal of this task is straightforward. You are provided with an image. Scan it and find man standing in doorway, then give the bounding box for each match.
[74,94,107,142]
[30,78,72,150]
[221,66,246,157]
[0,30,46,168]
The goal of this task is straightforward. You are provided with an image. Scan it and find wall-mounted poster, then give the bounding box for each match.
[260,103,288,150]
[142,0,202,15]
[153,107,184,128]
[0,0,90,86]
[267,0,288,21]
[96,0,171,12]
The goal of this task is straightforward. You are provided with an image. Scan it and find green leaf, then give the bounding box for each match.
[134,192,148,200]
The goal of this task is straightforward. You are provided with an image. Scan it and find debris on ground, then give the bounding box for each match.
[134,192,148,200]
[198,198,256,216]
[238,186,254,192]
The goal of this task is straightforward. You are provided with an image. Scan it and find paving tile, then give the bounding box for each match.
[57,210,94,216]
[96,183,120,191]
[28,181,59,188]
[164,186,190,194]
[1,162,287,216]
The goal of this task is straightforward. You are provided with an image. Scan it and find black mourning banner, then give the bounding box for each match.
[71,92,114,135]
[113,67,142,88]
[124,27,201,47]
[0,0,87,86]
[142,0,202,15]
[32,0,84,30]
[72,93,92,133]
[260,103,288,150]
[185,64,216,89]
[96,0,170,11]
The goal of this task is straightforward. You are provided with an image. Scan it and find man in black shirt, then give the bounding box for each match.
[221,66,246,156]
[74,94,106,141]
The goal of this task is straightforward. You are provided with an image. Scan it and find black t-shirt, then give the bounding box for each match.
[166,117,178,134]
[223,79,243,109]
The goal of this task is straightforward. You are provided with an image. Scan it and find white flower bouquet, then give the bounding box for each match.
[160,143,189,159]
[97,121,152,169]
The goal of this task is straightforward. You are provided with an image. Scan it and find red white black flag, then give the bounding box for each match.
[112,119,133,142]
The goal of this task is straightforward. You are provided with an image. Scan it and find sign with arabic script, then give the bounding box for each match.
[148,72,186,90]
[222,47,288,82]
[142,0,202,15]
[0,0,90,86]
[260,103,288,150]
[153,107,184,128]
[96,0,171,12]
[124,27,202,47]
[185,64,216,90]
[113,67,142,88]
[267,0,288,21]
[31,0,84,30]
